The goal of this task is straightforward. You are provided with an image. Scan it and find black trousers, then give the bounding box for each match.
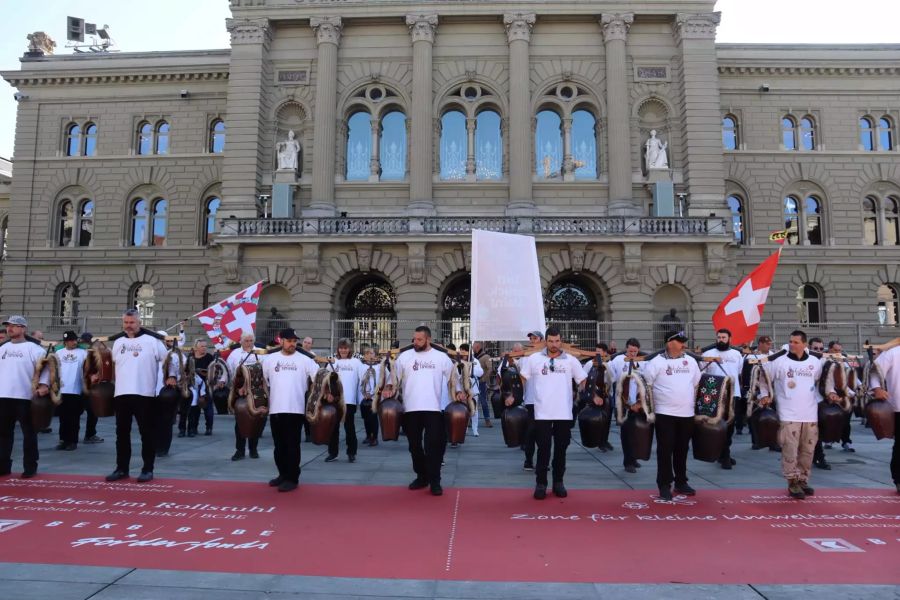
[534,419,573,486]
[0,398,38,474]
[360,400,379,439]
[328,404,358,457]
[235,416,265,453]
[655,413,694,489]
[154,399,178,454]
[270,413,303,483]
[734,397,748,432]
[718,397,739,462]
[114,394,156,474]
[892,413,900,485]
[58,393,84,445]
[841,411,853,445]
[82,395,98,439]
[522,404,537,463]
[402,410,445,485]
[177,397,191,433]
[621,410,638,466]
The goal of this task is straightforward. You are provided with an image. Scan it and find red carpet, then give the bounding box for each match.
[0,474,898,584]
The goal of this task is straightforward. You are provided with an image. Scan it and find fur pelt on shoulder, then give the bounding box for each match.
[167,350,191,399]
[745,363,775,417]
[819,359,853,412]
[615,371,653,424]
[306,368,346,424]
[448,360,476,415]
[33,352,61,406]
[227,363,268,416]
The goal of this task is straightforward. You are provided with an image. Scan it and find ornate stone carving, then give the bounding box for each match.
[462,244,472,272]
[465,70,477,81]
[503,13,536,44]
[407,242,426,284]
[568,244,586,273]
[225,18,272,46]
[310,16,342,46]
[600,13,634,43]
[674,12,721,43]
[406,14,438,44]
[704,243,727,284]
[622,242,642,285]
[302,243,321,284]
[356,244,373,273]
[26,32,56,56]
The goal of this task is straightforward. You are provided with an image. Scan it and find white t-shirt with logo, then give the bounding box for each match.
[521,351,587,421]
[112,333,168,398]
[262,350,320,415]
[643,354,702,418]
[56,346,88,395]
[0,340,49,400]
[871,345,900,412]
[394,347,454,412]
[333,357,366,406]
[759,351,826,423]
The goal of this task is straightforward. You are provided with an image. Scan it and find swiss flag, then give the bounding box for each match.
[193,281,264,350]
[712,250,782,345]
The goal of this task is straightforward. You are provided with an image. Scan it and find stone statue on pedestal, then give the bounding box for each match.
[276,130,301,171]
[645,130,669,170]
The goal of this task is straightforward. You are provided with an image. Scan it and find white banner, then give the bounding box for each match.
[471,230,545,341]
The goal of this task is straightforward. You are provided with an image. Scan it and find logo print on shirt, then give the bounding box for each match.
[412,360,435,371]
[1,349,24,360]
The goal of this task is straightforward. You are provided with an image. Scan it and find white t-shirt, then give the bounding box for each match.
[642,353,702,418]
[759,351,826,423]
[871,345,900,412]
[608,354,644,405]
[112,333,168,398]
[701,347,743,398]
[521,351,587,420]
[394,347,454,413]
[56,346,87,395]
[227,347,262,373]
[262,350,319,415]
[333,357,366,406]
[0,340,49,400]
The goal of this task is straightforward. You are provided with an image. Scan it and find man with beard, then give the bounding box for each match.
[702,329,744,470]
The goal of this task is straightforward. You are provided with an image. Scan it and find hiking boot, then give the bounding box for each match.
[552,482,568,498]
[533,485,547,500]
[788,480,806,499]
[799,481,815,496]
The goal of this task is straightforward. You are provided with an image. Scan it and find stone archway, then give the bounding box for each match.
[337,275,397,353]
[546,275,601,349]
[652,284,690,347]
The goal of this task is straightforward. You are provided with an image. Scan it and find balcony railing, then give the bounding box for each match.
[219,216,730,238]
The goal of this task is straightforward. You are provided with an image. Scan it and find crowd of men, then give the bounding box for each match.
[0,310,897,503]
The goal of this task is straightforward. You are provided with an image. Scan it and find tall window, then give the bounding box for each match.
[0,216,7,261]
[784,195,823,246]
[151,199,168,246]
[137,122,153,155]
[879,117,895,151]
[155,121,170,154]
[57,284,79,326]
[799,116,816,150]
[78,200,93,247]
[571,110,598,180]
[860,117,876,151]
[877,284,900,326]
[797,284,822,324]
[475,110,502,180]
[727,195,744,244]
[203,196,220,244]
[535,110,562,179]
[83,123,97,156]
[131,283,155,326]
[886,196,900,245]
[722,115,739,150]
[209,119,225,154]
[345,111,371,181]
[57,198,94,247]
[65,123,81,157]
[805,196,822,245]
[131,199,149,246]
[864,196,879,245]
[440,109,503,181]
[58,200,75,246]
[784,196,800,245]
[379,111,406,180]
[862,195,900,246]
[440,110,466,180]
[782,116,797,150]
[137,120,170,155]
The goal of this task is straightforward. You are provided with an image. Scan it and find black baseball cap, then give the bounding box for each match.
[666,330,688,343]
[79,332,93,342]
[63,331,78,342]
[279,328,299,340]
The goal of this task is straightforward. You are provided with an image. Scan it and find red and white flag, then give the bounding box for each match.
[193,281,264,350]
[712,250,782,345]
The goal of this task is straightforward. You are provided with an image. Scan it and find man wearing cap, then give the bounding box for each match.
[55,331,88,451]
[102,309,170,483]
[262,328,319,492]
[78,332,104,444]
[642,331,701,501]
[0,315,50,478]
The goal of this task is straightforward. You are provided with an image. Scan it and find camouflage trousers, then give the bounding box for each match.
[778,421,818,483]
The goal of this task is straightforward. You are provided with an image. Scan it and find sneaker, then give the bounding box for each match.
[21,470,36,479]
[268,476,284,487]
[472,432,479,437]
[105,470,128,482]
[799,481,815,496]
[823,443,833,449]
[369,439,378,447]
[523,461,534,471]
[450,443,459,449]
[788,480,806,499]
[602,442,614,452]
[841,443,855,453]
[137,471,154,483]
[895,483,900,495]
[177,431,186,438]
[187,431,197,438]
[485,420,493,428]
[408,478,428,490]
[533,485,547,500]
[277,480,298,492]
[83,435,104,444]
[205,427,212,436]
[719,459,733,470]
[249,450,259,459]
[624,465,637,474]
[658,487,673,501]
[231,451,245,461]
[348,455,356,463]
[430,483,443,496]
[324,454,339,463]
[552,482,568,498]
[63,443,77,451]
[674,484,696,497]
[55,442,67,451]
[813,459,832,470]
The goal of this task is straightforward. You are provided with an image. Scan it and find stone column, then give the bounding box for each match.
[504,13,536,215]
[600,13,635,216]
[674,12,726,216]
[221,17,272,218]
[562,116,574,181]
[308,16,342,217]
[465,117,477,181]
[406,14,439,215]
[369,118,381,182]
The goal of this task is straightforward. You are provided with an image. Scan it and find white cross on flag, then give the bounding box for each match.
[193,281,264,350]
[712,250,782,345]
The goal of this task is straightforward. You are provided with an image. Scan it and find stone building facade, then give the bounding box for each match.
[1,0,899,349]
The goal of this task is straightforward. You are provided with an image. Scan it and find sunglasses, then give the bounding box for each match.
[548,357,555,373]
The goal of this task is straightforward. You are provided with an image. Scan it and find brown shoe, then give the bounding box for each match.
[485,419,493,428]
[799,481,815,496]
[788,480,806,499]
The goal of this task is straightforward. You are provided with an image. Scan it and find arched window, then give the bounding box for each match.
[805,196,822,245]
[726,195,744,244]
[535,110,562,179]
[475,110,502,181]
[203,196,220,244]
[58,200,75,247]
[131,199,149,246]
[886,196,900,246]
[440,275,471,347]
[155,121,170,155]
[860,117,876,151]
[0,216,7,261]
[784,194,824,246]
[83,123,98,157]
[800,116,816,150]
[879,117,894,151]
[151,199,167,246]
[782,116,797,150]
[571,109,598,180]
[202,284,211,310]
[345,111,371,181]
[379,111,406,180]
[341,277,397,352]
[56,284,79,326]
[65,123,82,157]
[722,115,739,150]
[796,284,822,324]
[137,122,153,156]
[209,119,225,154]
[546,278,599,348]
[440,110,466,181]
[877,284,900,326]
[863,196,879,245]
[784,196,800,245]
[79,200,94,247]
[131,283,155,326]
